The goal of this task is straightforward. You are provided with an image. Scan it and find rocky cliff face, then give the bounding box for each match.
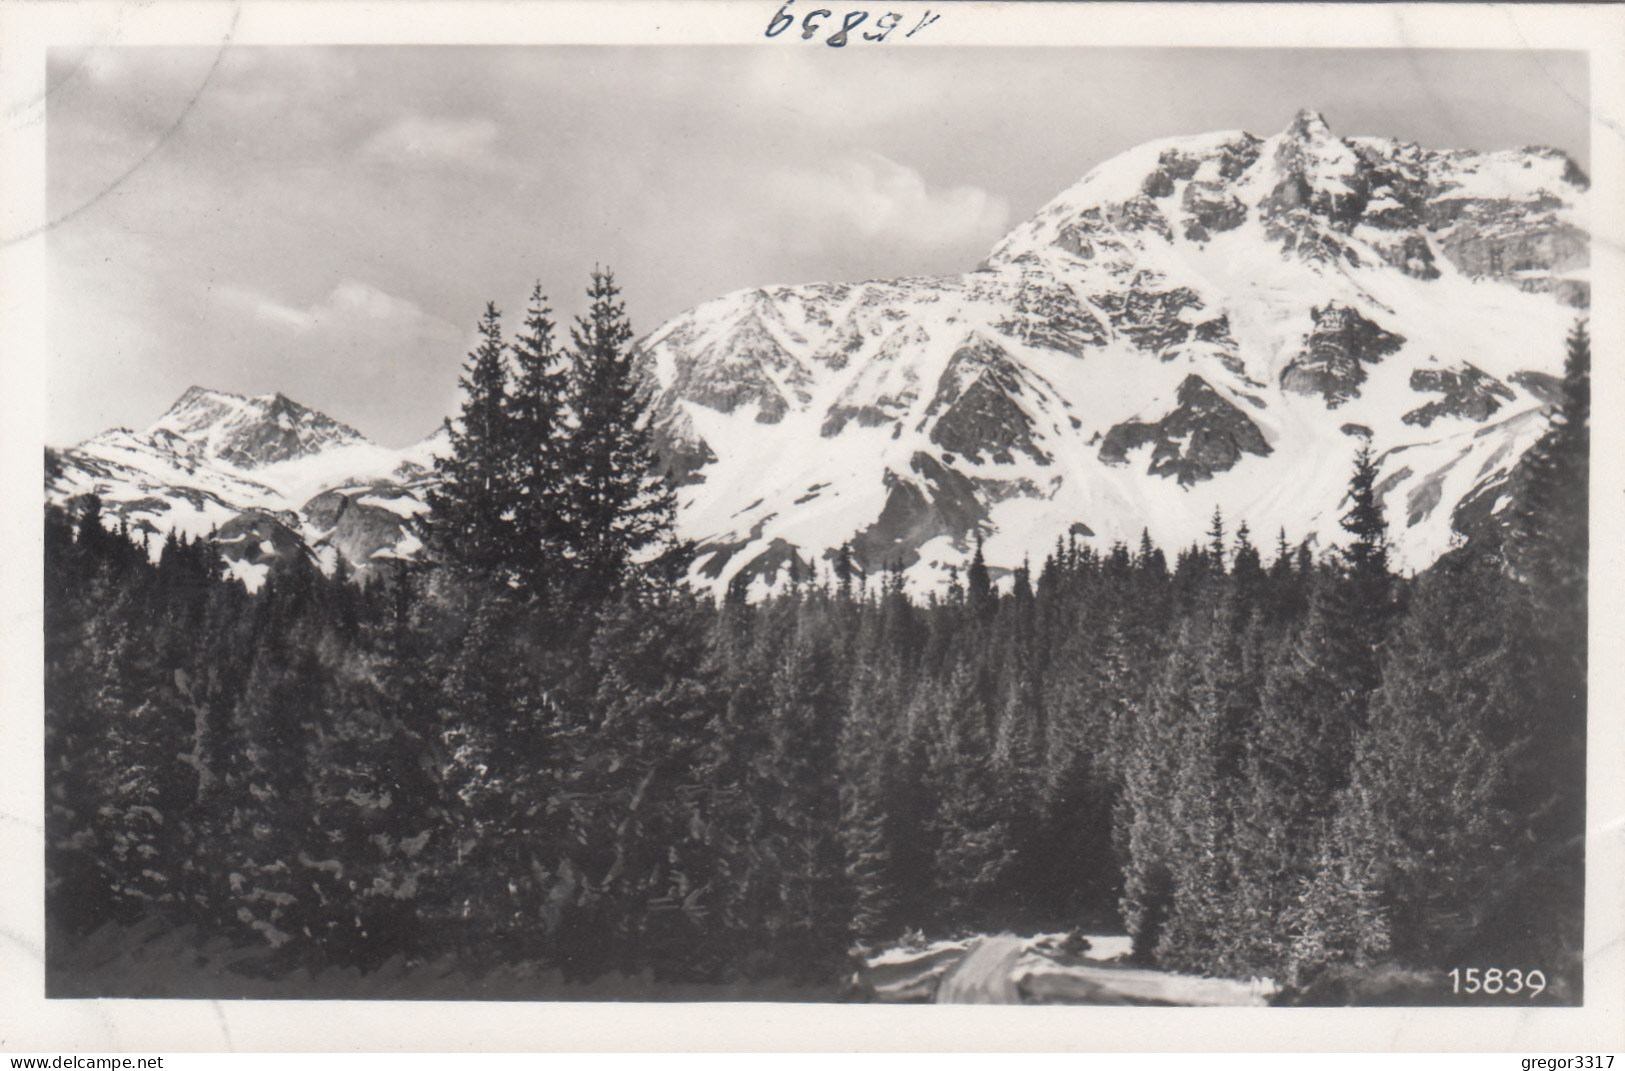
[1403,363,1516,427]
[48,109,1587,597]
[1279,304,1407,406]
[1100,376,1272,486]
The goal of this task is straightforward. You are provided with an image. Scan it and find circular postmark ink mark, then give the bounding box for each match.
[1,1,243,250]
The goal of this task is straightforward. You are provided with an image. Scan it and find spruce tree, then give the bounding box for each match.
[1232,448,1395,973]
[966,534,994,620]
[85,601,193,919]
[760,611,849,974]
[1510,319,1588,651]
[44,506,113,934]
[1158,586,1260,974]
[1232,521,1263,588]
[1265,527,1307,625]
[75,494,107,555]
[507,282,570,601]
[1341,443,1391,599]
[1315,552,1542,979]
[559,595,720,980]
[923,653,1013,929]
[428,302,516,581]
[565,268,679,600]
[1011,556,1034,607]
[219,588,326,949]
[834,542,856,602]
[1032,556,1122,927]
[1502,318,1589,980]
[1206,506,1227,574]
[1136,528,1157,570]
[431,592,520,953]
[839,607,917,948]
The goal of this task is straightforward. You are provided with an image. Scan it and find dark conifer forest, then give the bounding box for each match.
[43,274,1590,1002]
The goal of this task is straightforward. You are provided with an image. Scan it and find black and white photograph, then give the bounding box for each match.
[3,0,1624,1052]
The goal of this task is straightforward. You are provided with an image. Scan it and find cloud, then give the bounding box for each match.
[220,279,452,335]
[360,113,500,165]
[763,152,1011,257]
[207,278,470,443]
[739,50,955,130]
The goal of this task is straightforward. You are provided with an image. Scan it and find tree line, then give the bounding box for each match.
[43,289,1589,998]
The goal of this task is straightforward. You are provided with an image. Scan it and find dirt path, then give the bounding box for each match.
[868,933,1273,1006]
[934,934,1026,1004]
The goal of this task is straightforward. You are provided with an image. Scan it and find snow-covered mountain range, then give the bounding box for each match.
[46,109,1587,596]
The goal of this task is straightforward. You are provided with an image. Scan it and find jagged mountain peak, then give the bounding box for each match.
[983,107,1586,287]
[1286,107,1334,140]
[173,383,235,405]
[148,385,370,469]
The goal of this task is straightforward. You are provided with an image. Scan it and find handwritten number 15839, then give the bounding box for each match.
[765,1,940,45]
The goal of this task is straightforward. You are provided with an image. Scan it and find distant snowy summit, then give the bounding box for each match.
[152,385,371,468]
[47,110,1587,596]
[47,386,446,590]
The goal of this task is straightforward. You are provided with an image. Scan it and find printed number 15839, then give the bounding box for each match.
[1448,967,1546,997]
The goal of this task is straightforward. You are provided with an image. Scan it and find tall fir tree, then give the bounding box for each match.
[838,609,912,947]
[1340,442,1391,597]
[922,653,1013,929]
[1304,553,1535,982]
[1231,447,1395,973]
[1206,506,1227,574]
[760,611,850,975]
[1232,521,1263,592]
[1502,318,1589,982]
[1157,585,1262,975]
[430,592,535,957]
[1510,319,1588,656]
[565,268,679,600]
[966,534,994,620]
[506,282,571,601]
[557,596,721,980]
[428,303,516,581]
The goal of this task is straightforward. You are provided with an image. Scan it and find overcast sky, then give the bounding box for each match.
[46,45,1588,447]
